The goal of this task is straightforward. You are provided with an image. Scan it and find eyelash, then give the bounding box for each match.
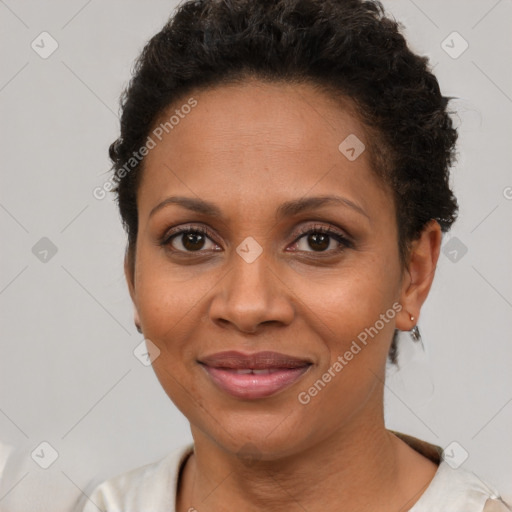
[293,224,353,253]
[159,223,353,256]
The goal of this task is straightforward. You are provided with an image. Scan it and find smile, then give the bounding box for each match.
[198,350,313,399]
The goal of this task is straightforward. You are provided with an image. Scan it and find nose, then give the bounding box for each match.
[208,248,295,334]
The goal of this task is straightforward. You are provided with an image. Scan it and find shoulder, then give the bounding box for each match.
[410,461,511,512]
[389,431,510,512]
[80,443,194,512]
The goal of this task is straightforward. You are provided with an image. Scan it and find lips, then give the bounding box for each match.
[198,351,312,399]
[199,350,312,369]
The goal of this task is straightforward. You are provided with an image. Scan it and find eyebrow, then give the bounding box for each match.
[149,194,369,221]
[150,196,224,219]
[276,195,369,220]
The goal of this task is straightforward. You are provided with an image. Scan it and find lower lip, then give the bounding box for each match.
[200,365,311,399]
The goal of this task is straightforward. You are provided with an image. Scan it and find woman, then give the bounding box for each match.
[82,0,510,510]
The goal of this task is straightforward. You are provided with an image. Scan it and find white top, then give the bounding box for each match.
[80,432,510,512]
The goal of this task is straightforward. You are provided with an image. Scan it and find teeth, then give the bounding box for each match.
[252,369,271,375]
[234,369,253,374]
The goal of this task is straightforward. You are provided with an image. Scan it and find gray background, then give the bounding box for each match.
[1,0,511,510]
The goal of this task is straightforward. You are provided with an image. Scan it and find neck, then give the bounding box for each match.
[176,405,426,512]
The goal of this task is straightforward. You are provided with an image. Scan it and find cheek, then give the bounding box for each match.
[296,256,400,330]
[134,247,212,335]
[293,267,399,424]
[134,260,206,407]
[296,258,401,395]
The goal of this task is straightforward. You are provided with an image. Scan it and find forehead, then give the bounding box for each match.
[138,79,389,220]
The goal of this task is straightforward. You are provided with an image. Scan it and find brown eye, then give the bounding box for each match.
[178,231,208,251]
[161,226,219,253]
[303,232,330,252]
[290,224,352,254]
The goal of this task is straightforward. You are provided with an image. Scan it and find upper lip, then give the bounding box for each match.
[198,351,312,370]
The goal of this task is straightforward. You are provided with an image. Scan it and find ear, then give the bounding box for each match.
[124,251,141,331]
[395,220,442,331]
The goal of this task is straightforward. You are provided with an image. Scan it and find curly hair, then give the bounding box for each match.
[109,0,459,364]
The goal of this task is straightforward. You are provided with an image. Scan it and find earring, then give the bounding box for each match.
[408,314,423,347]
[391,314,433,408]
[410,325,421,343]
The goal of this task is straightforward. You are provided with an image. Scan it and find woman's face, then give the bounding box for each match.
[128,79,413,458]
